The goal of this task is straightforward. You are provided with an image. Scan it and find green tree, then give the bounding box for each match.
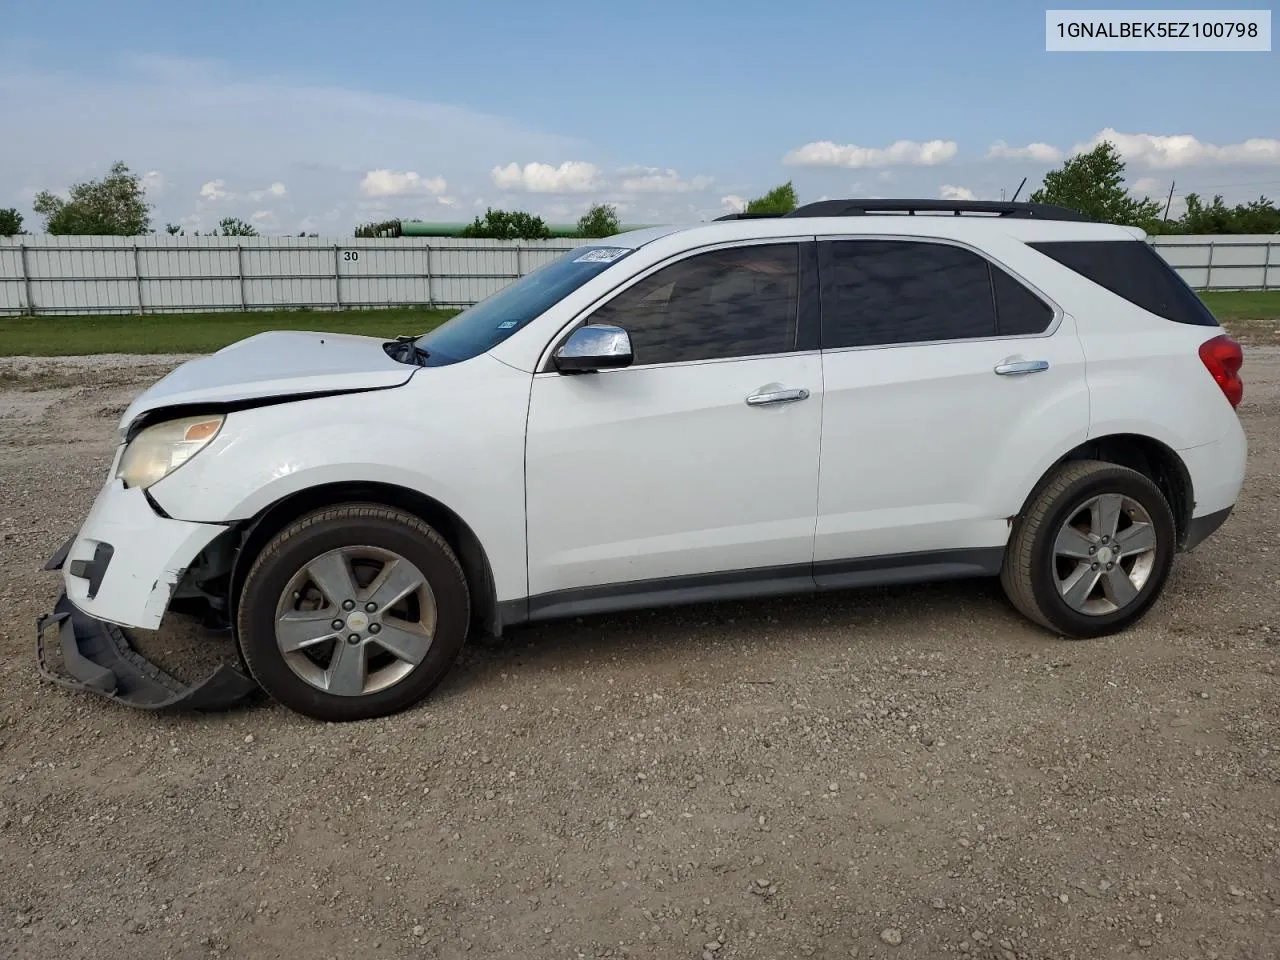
[216,216,259,237]
[460,207,551,240]
[745,180,798,215]
[0,208,23,236]
[576,202,620,238]
[1177,193,1280,234]
[32,161,153,235]
[165,222,184,236]
[1029,142,1162,229]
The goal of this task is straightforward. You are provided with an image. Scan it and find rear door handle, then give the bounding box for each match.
[746,387,810,406]
[994,360,1050,376]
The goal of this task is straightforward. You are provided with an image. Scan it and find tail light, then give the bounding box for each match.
[1198,334,1244,409]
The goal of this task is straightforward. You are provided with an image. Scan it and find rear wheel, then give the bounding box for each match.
[236,504,470,721]
[1001,460,1176,638]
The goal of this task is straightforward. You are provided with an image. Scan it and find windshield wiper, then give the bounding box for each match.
[384,335,430,367]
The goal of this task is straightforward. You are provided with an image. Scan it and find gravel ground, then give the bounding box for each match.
[1,352,1278,960]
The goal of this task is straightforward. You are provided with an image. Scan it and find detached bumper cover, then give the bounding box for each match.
[38,534,258,711]
[36,592,258,710]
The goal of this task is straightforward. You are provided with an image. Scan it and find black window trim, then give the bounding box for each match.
[535,236,821,375]
[813,234,1065,355]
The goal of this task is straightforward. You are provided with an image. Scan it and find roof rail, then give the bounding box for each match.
[783,199,1092,222]
[712,212,785,221]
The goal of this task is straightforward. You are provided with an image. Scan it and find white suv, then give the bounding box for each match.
[38,199,1247,722]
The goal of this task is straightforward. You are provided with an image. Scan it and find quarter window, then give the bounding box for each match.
[586,244,800,366]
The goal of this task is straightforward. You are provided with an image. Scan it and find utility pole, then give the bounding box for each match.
[1163,181,1176,221]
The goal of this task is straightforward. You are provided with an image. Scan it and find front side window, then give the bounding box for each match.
[417,245,633,364]
[586,244,800,366]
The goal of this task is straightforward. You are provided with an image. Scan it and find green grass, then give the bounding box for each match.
[0,291,1277,357]
[0,307,459,357]
[1200,290,1280,322]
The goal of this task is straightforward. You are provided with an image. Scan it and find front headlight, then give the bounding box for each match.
[117,414,224,489]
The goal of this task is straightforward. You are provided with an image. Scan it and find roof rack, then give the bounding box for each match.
[712,212,785,221]
[783,199,1091,222]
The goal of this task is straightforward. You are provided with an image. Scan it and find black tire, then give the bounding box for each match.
[236,504,470,721]
[1001,459,1176,638]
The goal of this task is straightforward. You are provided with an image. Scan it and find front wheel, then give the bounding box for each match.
[1001,460,1176,638]
[236,504,470,721]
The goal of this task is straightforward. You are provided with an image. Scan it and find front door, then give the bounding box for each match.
[524,241,823,611]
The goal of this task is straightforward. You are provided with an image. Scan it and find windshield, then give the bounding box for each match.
[415,245,633,365]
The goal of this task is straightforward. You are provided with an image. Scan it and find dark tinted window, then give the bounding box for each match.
[588,244,799,365]
[819,240,996,348]
[992,266,1054,335]
[1030,240,1218,327]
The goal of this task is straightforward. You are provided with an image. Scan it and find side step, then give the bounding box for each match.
[36,592,259,711]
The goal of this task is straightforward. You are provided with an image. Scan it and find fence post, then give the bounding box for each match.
[425,242,434,307]
[237,242,248,309]
[19,238,34,316]
[1204,241,1215,291]
[1263,240,1273,292]
[333,244,342,308]
[133,243,145,314]
[515,242,524,279]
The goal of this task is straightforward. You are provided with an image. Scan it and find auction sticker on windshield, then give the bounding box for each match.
[573,248,630,263]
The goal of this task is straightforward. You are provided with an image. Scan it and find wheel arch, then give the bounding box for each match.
[227,481,502,638]
[1018,433,1194,549]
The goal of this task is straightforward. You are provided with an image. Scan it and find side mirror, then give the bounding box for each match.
[553,324,634,373]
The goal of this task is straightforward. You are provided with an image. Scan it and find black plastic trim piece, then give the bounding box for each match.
[1182,506,1233,552]
[505,548,1005,627]
[35,592,258,711]
[785,199,1091,222]
[44,533,75,571]
[67,542,114,599]
[795,240,822,352]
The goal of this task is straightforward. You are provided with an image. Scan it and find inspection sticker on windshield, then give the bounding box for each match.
[573,247,629,263]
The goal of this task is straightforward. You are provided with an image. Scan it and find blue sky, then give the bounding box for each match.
[2,0,1277,233]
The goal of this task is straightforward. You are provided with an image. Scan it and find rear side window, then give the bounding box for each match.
[1029,240,1219,327]
[819,240,994,348]
[818,240,1055,348]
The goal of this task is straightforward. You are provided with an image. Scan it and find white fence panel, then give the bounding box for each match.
[0,233,1273,317]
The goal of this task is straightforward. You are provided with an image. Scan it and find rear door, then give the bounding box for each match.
[813,236,1090,580]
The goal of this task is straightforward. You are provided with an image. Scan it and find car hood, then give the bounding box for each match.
[119,330,415,430]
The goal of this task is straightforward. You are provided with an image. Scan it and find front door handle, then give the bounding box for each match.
[994,360,1050,376]
[746,387,810,406]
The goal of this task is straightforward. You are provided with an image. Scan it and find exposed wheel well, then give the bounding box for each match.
[227,482,500,638]
[1037,434,1194,548]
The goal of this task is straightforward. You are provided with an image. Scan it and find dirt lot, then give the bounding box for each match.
[1,352,1277,960]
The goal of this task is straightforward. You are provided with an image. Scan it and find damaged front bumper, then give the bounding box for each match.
[36,489,260,710]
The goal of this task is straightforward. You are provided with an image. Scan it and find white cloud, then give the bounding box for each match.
[248,180,287,201]
[142,169,166,196]
[1132,176,1161,193]
[199,178,231,200]
[720,194,747,213]
[1072,128,1280,168]
[490,160,602,193]
[986,140,1064,163]
[784,139,958,168]
[618,166,713,193]
[249,209,275,224]
[359,169,448,198]
[940,184,977,201]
